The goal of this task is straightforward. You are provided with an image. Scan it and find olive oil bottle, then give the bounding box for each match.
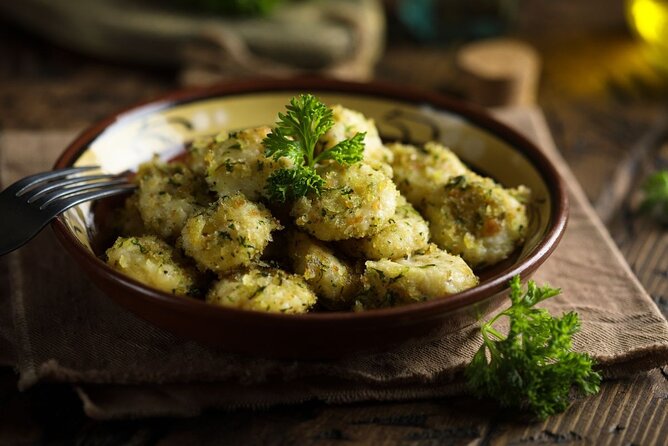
[627,0,668,71]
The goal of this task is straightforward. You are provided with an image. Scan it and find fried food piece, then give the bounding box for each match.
[423,174,530,267]
[135,160,209,240]
[204,126,291,201]
[389,141,530,267]
[106,235,199,296]
[291,163,399,241]
[388,141,469,206]
[180,193,282,274]
[207,268,316,314]
[287,231,360,309]
[319,105,394,176]
[358,245,478,309]
[187,133,220,175]
[339,194,430,260]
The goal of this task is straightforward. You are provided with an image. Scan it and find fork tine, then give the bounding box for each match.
[43,184,136,215]
[37,180,134,209]
[11,166,100,197]
[0,167,135,257]
[26,174,126,203]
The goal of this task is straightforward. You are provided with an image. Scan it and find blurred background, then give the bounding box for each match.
[2,1,668,114]
[0,0,667,298]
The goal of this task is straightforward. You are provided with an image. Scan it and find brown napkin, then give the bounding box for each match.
[1,108,667,419]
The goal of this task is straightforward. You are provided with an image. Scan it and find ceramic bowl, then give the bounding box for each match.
[52,78,567,358]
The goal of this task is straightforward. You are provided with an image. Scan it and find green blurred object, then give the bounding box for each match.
[170,0,284,16]
[640,170,668,225]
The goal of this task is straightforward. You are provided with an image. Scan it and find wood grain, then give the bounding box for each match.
[0,369,665,445]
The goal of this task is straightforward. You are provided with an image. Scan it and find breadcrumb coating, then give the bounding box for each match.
[287,231,360,309]
[390,142,529,267]
[423,174,530,267]
[359,245,478,309]
[388,141,469,206]
[135,160,209,240]
[207,268,316,314]
[291,163,399,241]
[319,105,394,177]
[339,194,430,260]
[106,235,199,296]
[204,127,291,201]
[180,193,282,274]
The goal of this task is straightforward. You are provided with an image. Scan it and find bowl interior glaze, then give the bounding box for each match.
[52,79,566,358]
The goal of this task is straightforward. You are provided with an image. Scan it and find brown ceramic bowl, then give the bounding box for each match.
[52,78,567,359]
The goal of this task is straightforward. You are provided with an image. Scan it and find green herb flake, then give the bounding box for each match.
[221,159,241,173]
[447,175,467,189]
[130,238,148,254]
[640,170,668,225]
[340,186,354,196]
[217,231,233,241]
[238,235,253,249]
[249,286,267,300]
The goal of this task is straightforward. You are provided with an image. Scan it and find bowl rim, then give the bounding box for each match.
[52,77,568,324]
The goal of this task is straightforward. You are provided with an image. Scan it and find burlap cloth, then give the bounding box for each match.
[1,108,667,420]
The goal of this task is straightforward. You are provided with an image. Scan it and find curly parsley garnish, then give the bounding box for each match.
[466,276,601,420]
[264,94,365,202]
[640,170,668,225]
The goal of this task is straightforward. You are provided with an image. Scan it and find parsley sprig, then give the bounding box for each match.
[466,276,601,420]
[264,94,365,202]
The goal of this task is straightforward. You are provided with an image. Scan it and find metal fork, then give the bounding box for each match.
[0,166,136,256]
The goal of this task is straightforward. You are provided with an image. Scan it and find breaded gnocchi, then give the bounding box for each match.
[319,105,394,176]
[388,142,469,206]
[359,245,478,309]
[187,132,222,175]
[287,231,360,309]
[180,193,282,274]
[291,163,400,241]
[206,268,316,313]
[339,195,430,260]
[103,98,534,314]
[135,160,209,240]
[204,126,290,201]
[422,174,530,267]
[106,236,199,296]
[390,141,529,267]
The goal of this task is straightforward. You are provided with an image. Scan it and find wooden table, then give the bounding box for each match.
[1,5,667,444]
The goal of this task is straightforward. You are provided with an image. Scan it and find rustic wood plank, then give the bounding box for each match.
[153,398,497,445]
[2,367,665,445]
[621,218,668,316]
[481,369,668,445]
[593,113,668,224]
[606,128,668,316]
